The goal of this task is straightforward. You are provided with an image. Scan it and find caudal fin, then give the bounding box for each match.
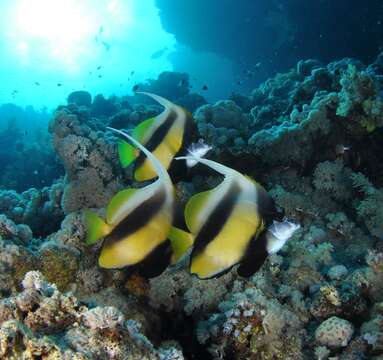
[108,127,170,183]
[84,210,111,245]
[118,141,138,168]
[168,226,194,264]
[118,117,156,168]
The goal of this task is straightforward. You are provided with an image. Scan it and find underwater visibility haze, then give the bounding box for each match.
[0,0,383,359]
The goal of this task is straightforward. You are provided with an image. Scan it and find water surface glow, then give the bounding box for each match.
[0,0,176,107]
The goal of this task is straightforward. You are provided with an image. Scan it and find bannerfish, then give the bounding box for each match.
[118,92,195,182]
[84,128,194,278]
[176,144,300,279]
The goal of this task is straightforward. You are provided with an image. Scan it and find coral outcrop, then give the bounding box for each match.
[49,106,125,214]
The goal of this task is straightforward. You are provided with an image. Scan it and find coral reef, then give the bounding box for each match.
[132,71,207,112]
[49,106,125,213]
[0,180,65,237]
[1,53,383,359]
[0,272,180,359]
[68,91,92,108]
[315,316,354,348]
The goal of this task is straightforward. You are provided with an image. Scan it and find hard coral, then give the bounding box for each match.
[315,316,354,348]
[0,272,177,360]
[337,64,383,132]
[49,107,125,213]
[197,286,304,359]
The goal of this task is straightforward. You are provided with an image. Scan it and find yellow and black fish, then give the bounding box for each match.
[118,92,195,182]
[176,145,299,279]
[84,128,193,278]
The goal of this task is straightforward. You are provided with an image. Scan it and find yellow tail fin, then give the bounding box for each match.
[84,210,111,245]
[118,117,156,168]
[118,141,138,168]
[168,226,194,264]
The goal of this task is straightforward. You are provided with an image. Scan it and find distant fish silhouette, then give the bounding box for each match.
[202,85,208,91]
[98,75,103,78]
[131,71,135,76]
[97,65,102,70]
[57,83,62,87]
[101,41,111,51]
[133,84,139,92]
[151,47,168,60]
[34,82,40,86]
